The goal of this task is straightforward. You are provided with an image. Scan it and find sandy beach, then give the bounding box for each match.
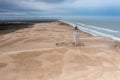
[0,21,120,80]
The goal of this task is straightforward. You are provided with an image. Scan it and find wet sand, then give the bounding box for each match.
[0,21,120,80]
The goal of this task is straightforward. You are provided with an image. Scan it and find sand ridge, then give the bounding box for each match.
[0,22,120,80]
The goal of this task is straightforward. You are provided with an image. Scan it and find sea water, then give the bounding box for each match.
[61,18,120,41]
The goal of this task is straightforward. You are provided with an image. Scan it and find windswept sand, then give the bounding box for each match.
[0,22,120,80]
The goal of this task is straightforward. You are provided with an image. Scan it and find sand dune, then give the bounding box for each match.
[0,22,120,80]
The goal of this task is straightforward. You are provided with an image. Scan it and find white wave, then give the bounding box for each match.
[61,20,120,41]
[77,23,119,33]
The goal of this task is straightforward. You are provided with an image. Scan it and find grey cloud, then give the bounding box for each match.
[0,1,16,9]
[0,0,120,19]
[38,0,65,3]
[0,0,41,12]
[0,0,26,12]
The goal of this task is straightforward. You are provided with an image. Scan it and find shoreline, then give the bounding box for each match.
[58,21,93,37]
[60,20,120,42]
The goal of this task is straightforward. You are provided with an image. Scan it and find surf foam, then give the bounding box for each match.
[60,20,120,41]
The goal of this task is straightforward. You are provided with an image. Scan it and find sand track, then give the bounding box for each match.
[0,47,120,80]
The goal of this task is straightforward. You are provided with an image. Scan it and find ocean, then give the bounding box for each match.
[61,19,120,41]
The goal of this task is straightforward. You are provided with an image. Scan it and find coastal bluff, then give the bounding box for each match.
[0,22,120,80]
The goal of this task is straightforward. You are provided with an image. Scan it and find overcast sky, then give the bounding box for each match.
[0,0,120,20]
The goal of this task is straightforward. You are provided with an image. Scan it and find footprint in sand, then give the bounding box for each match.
[0,63,7,69]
